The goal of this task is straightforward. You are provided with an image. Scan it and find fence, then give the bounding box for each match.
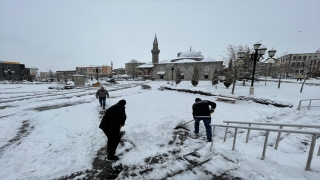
[210,123,320,171]
[297,99,320,110]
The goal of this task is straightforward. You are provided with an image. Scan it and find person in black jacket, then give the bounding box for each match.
[99,99,127,160]
[192,98,216,142]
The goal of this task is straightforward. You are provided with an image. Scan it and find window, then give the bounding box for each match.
[181,67,185,71]
[297,62,301,67]
[309,56,312,59]
[204,75,208,79]
[189,67,193,71]
[205,66,209,71]
[181,75,184,79]
[298,56,301,60]
[295,70,299,73]
[291,62,295,67]
[301,62,305,67]
[160,67,164,71]
[293,56,296,60]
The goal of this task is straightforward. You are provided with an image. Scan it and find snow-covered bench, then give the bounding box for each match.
[215,94,238,104]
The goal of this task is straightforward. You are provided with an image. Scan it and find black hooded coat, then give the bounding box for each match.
[99,101,126,131]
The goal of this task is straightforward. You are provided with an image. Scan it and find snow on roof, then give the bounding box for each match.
[201,58,217,62]
[173,59,197,63]
[178,50,204,58]
[137,62,154,68]
[159,59,172,64]
[156,71,166,75]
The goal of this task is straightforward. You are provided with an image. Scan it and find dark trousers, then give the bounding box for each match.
[103,129,120,156]
[194,117,212,141]
[99,97,106,108]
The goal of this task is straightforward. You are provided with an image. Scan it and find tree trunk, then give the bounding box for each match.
[231,78,236,94]
[300,76,307,93]
[278,71,282,89]
[265,76,267,86]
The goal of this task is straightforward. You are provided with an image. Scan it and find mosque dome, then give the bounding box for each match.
[178,50,204,59]
[159,59,172,64]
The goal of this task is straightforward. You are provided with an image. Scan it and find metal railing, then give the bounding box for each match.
[210,123,320,171]
[222,121,320,151]
[297,99,320,110]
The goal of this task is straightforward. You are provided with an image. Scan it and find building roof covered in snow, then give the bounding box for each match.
[136,62,154,68]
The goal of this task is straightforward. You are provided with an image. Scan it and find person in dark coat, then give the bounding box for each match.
[96,86,109,109]
[99,99,127,160]
[192,98,216,142]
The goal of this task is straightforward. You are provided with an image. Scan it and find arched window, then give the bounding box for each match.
[181,67,185,71]
[309,56,312,59]
[189,66,193,71]
[205,66,209,71]
[160,67,164,71]
[293,56,296,60]
[298,56,301,60]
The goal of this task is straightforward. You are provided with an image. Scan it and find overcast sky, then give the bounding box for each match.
[1,0,319,72]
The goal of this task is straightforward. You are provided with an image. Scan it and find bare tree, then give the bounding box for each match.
[275,52,289,89]
[222,44,251,94]
[300,57,312,93]
[127,59,141,79]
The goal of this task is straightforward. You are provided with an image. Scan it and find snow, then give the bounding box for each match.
[178,50,204,58]
[0,78,320,180]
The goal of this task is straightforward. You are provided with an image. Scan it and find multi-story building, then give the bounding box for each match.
[276,52,320,78]
[76,63,112,76]
[0,61,38,81]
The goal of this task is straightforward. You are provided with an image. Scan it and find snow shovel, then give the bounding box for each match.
[174,119,194,130]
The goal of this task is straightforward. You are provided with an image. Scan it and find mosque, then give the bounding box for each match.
[137,34,224,81]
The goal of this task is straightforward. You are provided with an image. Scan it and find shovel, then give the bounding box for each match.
[174,119,194,130]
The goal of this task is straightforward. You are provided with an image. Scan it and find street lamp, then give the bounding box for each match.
[170,64,175,85]
[47,66,53,82]
[238,42,277,95]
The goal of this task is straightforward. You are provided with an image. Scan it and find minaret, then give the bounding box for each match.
[111,61,113,71]
[151,34,160,63]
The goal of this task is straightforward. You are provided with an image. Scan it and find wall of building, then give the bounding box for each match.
[152,61,223,81]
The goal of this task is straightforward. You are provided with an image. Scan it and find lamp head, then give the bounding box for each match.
[253,42,262,50]
[268,48,276,58]
[258,46,267,55]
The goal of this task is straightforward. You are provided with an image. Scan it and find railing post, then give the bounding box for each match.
[308,100,312,110]
[275,126,283,150]
[261,131,270,160]
[246,124,251,143]
[212,126,216,141]
[298,100,302,110]
[224,123,229,142]
[305,135,316,171]
[232,128,238,150]
[210,125,215,152]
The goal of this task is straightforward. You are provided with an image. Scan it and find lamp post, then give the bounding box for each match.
[170,64,175,85]
[47,66,53,82]
[238,42,276,95]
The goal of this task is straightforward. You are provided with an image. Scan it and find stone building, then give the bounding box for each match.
[76,63,112,76]
[276,52,320,78]
[136,36,223,81]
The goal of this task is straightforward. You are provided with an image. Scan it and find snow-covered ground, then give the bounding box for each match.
[0,79,319,180]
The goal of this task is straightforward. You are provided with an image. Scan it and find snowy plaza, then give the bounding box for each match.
[0,79,319,180]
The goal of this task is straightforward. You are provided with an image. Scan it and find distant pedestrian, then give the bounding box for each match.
[96,86,109,109]
[99,99,127,160]
[192,98,216,142]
